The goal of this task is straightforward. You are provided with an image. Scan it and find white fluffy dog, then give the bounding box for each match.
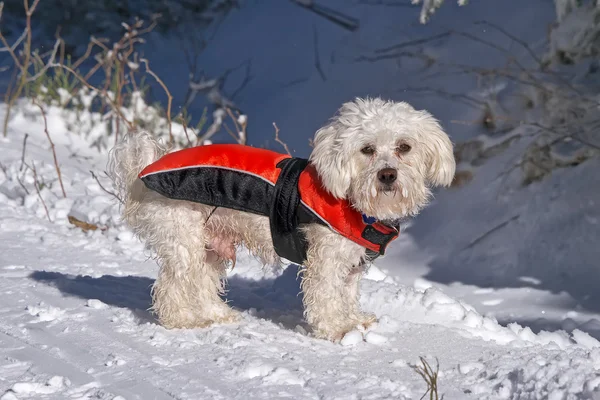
[108,97,455,341]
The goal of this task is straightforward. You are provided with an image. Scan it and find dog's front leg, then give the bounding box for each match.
[301,225,375,342]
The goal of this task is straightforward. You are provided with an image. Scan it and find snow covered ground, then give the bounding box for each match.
[1,98,600,399]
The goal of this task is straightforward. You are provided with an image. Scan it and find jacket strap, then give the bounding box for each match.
[270,157,310,265]
[362,223,399,261]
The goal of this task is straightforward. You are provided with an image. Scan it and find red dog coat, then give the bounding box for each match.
[138,144,399,264]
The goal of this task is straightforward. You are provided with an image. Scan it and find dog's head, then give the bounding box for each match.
[309,97,456,222]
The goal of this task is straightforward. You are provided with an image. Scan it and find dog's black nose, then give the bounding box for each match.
[377,168,397,184]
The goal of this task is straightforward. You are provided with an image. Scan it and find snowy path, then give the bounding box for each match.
[1,104,600,399]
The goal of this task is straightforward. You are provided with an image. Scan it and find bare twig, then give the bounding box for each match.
[463,214,520,250]
[32,99,66,198]
[222,120,241,143]
[16,173,30,195]
[2,0,41,136]
[31,162,51,222]
[0,3,24,69]
[474,20,587,99]
[71,40,96,70]
[47,62,134,129]
[0,28,26,56]
[273,122,292,156]
[90,171,123,204]
[399,86,486,109]
[140,58,173,144]
[474,20,543,66]
[177,113,194,147]
[25,38,61,83]
[374,32,450,54]
[19,133,29,172]
[230,59,253,100]
[528,121,600,151]
[359,0,413,6]
[292,0,360,32]
[313,24,327,81]
[225,108,246,144]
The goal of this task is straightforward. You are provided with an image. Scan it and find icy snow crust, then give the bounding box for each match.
[1,102,600,399]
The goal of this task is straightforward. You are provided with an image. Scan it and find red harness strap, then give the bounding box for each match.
[138,144,399,262]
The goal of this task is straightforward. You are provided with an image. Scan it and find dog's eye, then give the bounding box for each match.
[360,145,376,155]
[396,143,411,155]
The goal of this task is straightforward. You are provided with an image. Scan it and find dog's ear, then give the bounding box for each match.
[309,122,352,199]
[418,116,456,187]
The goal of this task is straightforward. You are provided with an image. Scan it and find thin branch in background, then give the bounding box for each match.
[463,214,520,250]
[399,86,486,110]
[313,24,327,81]
[25,38,61,83]
[31,162,51,222]
[47,62,134,129]
[90,170,123,204]
[19,133,29,172]
[0,27,27,56]
[474,20,543,66]
[225,107,246,144]
[177,114,194,147]
[374,32,450,54]
[0,3,24,69]
[362,27,579,104]
[273,122,292,156]
[16,173,30,195]
[0,0,40,137]
[140,58,173,145]
[358,0,414,6]
[528,121,600,151]
[474,20,588,99]
[71,40,96,70]
[291,0,360,32]
[222,122,241,143]
[32,99,67,198]
[230,59,253,100]
[281,76,310,89]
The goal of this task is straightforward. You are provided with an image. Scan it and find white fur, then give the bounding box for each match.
[108,97,456,342]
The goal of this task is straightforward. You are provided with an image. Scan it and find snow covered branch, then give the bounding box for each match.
[411,0,469,24]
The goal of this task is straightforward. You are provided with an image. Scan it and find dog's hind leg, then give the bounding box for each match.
[145,201,239,329]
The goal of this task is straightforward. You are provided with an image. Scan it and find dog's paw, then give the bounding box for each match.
[354,312,378,331]
[312,323,360,343]
[157,308,240,329]
[213,309,241,325]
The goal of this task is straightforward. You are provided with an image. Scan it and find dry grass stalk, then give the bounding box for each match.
[141,58,174,145]
[0,0,41,136]
[19,133,29,172]
[90,170,123,204]
[272,122,292,156]
[47,62,134,130]
[0,1,169,144]
[30,162,51,222]
[226,107,247,144]
[411,356,442,400]
[32,99,66,197]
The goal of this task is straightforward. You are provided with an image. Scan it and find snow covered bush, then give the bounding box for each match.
[411,0,469,24]
[0,0,238,48]
[405,0,600,186]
